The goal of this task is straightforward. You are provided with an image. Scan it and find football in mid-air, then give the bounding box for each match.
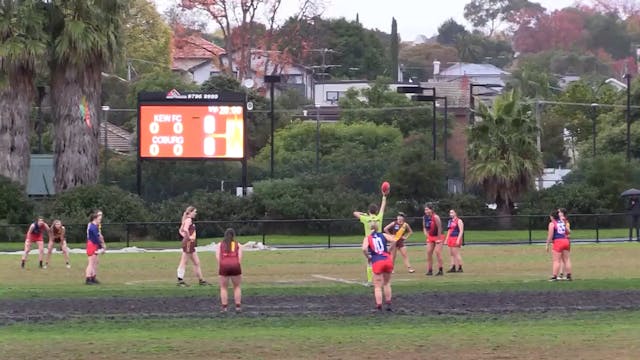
[381,181,390,195]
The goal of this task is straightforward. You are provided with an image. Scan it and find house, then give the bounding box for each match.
[171,34,313,98]
[98,122,134,154]
[437,62,510,87]
[536,168,572,190]
[171,35,227,84]
[312,80,411,107]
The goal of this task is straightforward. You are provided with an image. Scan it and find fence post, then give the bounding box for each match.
[327,220,332,249]
[261,220,266,246]
[595,215,599,243]
[528,216,533,245]
[125,223,130,248]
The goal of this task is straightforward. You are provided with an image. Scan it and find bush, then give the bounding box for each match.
[46,185,150,242]
[0,176,35,242]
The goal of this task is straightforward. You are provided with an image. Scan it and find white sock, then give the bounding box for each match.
[177,267,185,280]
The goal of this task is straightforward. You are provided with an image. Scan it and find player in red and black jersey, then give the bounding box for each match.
[85,210,106,284]
[383,212,414,273]
[45,220,70,269]
[21,217,50,269]
[362,222,398,311]
[176,206,208,287]
[423,204,444,276]
[216,228,243,312]
[546,209,572,281]
[445,209,465,273]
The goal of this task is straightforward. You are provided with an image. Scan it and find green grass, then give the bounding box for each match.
[3,243,640,300]
[0,228,635,251]
[2,311,640,359]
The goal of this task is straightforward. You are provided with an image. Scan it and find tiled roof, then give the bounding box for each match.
[98,122,134,154]
[173,35,226,60]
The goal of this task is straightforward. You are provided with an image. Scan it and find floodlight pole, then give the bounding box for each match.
[625,73,632,162]
[264,75,282,178]
[102,106,110,184]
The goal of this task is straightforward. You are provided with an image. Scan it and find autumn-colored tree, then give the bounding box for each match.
[180,0,321,80]
[513,8,586,54]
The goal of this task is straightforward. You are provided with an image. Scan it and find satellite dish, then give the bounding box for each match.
[247,101,254,111]
[242,78,255,89]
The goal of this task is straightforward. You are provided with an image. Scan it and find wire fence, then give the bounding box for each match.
[1,213,639,250]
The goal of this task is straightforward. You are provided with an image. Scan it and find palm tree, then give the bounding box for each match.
[49,0,126,192]
[0,0,47,186]
[467,90,543,224]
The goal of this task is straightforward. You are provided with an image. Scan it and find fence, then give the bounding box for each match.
[1,213,639,250]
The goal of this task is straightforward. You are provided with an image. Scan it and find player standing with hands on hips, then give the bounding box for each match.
[353,182,389,285]
[423,204,444,276]
[384,212,414,273]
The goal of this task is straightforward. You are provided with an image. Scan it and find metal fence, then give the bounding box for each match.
[1,213,639,250]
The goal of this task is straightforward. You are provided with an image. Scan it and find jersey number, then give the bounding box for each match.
[556,222,566,235]
[372,235,385,254]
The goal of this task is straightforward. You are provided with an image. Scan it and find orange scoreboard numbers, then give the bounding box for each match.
[139,105,244,159]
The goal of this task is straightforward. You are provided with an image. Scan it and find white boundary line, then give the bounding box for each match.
[312,274,368,286]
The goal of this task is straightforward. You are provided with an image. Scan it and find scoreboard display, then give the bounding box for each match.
[137,91,246,160]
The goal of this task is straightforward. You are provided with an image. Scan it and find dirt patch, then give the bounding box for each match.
[2,290,640,324]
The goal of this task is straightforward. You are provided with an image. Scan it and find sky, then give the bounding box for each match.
[154,0,587,41]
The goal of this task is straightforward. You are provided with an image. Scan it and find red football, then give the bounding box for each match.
[381,181,390,195]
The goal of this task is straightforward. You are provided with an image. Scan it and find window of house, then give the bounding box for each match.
[326,91,341,104]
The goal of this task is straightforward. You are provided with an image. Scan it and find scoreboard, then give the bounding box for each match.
[137,91,246,160]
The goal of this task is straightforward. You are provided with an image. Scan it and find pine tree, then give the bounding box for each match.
[390,17,399,82]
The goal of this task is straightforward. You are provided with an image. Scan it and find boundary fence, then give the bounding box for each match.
[1,213,639,249]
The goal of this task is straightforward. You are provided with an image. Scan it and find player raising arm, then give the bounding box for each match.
[353,182,389,285]
[362,221,397,311]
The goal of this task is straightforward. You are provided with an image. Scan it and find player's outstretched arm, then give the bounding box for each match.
[379,195,387,218]
[353,211,365,219]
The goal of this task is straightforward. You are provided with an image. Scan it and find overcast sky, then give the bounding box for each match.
[154,0,586,41]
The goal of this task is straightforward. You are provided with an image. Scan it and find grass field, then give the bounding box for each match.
[2,312,640,359]
[0,227,636,252]
[3,243,640,359]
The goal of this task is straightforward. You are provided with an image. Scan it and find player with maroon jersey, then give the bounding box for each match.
[45,219,70,269]
[362,222,397,311]
[176,206,209,286]
[21,217,50,269]
[216,228,243,312]
[383,212,414,273]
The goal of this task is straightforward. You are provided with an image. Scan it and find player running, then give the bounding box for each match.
[45,220,71,269]
[353,190,388,285]
[85,210,106,284]
[445,209,465,273]
[362,221,398,311]
[21,217,50,269]
[176,206,209,287]
[546,210,572,281]
[423,204,444,276]
[216,228,243,313]
[384,212,414,273]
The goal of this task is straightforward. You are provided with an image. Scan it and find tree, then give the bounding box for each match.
[390,17,399,82]
[455,32,513,68]
[467,91,543,220]
[49,0,127,192]
[339,77,433,136]
[180,0,320,80]
[0,0,47,186]
[584,11,631,60]
[399,42,459,81]
[463,0,545,36]
[122,0,173,78]
[437,18,468,46]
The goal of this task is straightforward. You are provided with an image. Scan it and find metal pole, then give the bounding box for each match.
[468,83,474,125]
[316,105,320,172]
[136,157,141,196]
[591,104,597,157]
[626,74,632,162]
[270,82,275,178]
[443,97,448,162]
[103,108,109,184]
[432,89,437,161]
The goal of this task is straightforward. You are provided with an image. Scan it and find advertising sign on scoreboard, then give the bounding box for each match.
[137,91,246,160]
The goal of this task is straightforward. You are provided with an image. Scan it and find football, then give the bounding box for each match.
[381,181,390,195]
